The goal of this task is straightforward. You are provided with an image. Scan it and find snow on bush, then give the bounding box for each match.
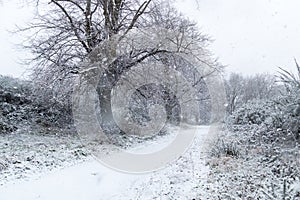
[0,75,72,134]
[205,124,300,199]
[229,99,281,127]
[229,93,299,141]
[227,62,300,141]
[204,64,300,199]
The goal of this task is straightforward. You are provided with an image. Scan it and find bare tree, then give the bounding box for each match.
[243,73,276,103]
[18,0,220,131]
[20,0,156,100]
[225,73,244,114]
[225,73,276,114]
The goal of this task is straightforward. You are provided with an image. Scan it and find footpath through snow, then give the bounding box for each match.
[0,125,212,200]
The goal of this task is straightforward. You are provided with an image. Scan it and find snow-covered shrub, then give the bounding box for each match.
[0,158,8,171]
[0,75,31,133]
[276,61,300,140]
[0,118,17,134]
[210,138,240,158]
[227,61,300,140]
[229,99,282,128]
[274,94,300,140]
[261,179,300,200]
[0,75,73,133]
[206,124,300,199]
[229,94,299,141]
[207,63,300,199]
[0,75,31,93]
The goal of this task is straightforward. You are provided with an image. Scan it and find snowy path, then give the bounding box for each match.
[0,126,211,200]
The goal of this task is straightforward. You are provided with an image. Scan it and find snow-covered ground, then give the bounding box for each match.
[0,126,211,200]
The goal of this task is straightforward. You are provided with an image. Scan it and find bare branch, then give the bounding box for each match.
[50,0,90,52]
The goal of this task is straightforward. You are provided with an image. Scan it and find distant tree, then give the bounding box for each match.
[225,72,276,114]
[242,73,276,103]
[225,73,244,114]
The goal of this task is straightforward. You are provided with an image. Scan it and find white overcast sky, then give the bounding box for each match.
[0,0,300,78]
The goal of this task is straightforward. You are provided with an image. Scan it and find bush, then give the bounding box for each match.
[276,61,300,140]
[0,118,17,134]
[229,96,299,141]
[229,99,282,127]
[0,75,73,134]
[228,61,300,142]
[210,138,240,158]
